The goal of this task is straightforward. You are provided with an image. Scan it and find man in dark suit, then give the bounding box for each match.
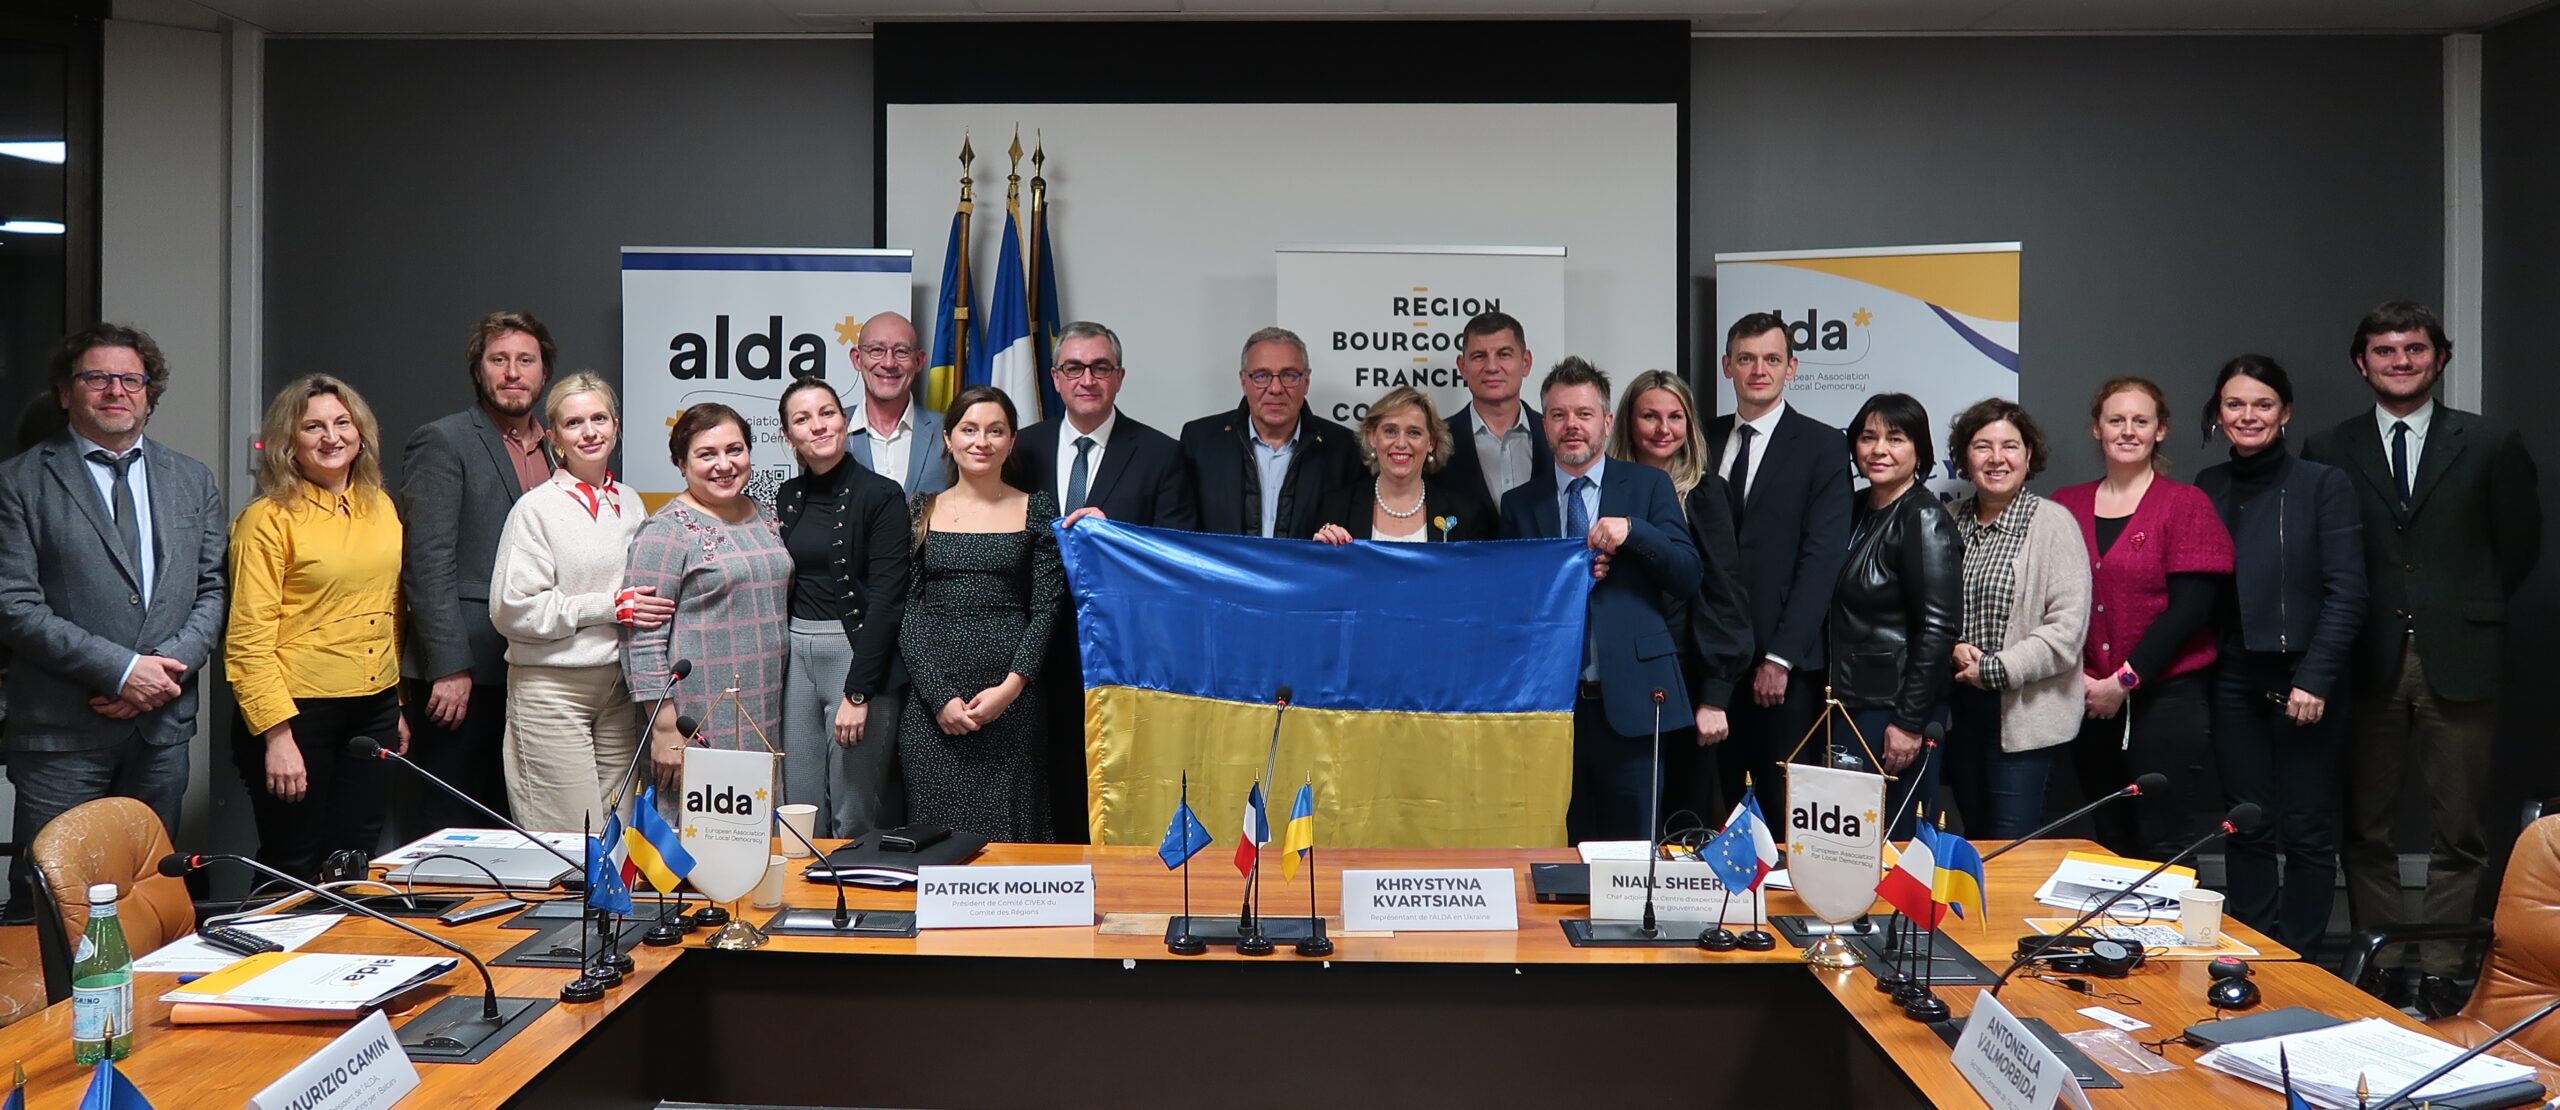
[2302,301,2540,991]
[0,324,226,919]
[1500,358,1702,843]
[844,311,949,497]
[1016,320,1196,842]
[1703,312,1852,829]
[401,311,555,830]
[1444,311,1550,511]
[1179,327,1356,540]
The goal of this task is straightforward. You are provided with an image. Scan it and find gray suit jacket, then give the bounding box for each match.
[402,407,542,684]
[0,434,228,752]
[847,405,950,496]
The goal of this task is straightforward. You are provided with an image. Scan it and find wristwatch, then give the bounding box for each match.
[846,691,868,706]
[2117,667,2142,691]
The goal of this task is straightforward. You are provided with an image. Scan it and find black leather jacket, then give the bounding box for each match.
[1827,484,1963,732]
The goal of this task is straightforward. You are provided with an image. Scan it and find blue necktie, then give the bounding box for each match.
[1066,436,1094,512]
[2390,421,2412,507]
[1564,476,1592,539]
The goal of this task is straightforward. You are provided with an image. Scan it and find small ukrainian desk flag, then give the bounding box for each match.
[1058,519,1590,848]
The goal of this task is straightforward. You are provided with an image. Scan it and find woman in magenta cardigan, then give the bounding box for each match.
[2052,377,2233,862]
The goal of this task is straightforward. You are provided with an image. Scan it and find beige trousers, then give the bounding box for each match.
[502,663,640,835]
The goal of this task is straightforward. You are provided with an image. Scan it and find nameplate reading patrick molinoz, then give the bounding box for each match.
[915,865,1096,929]
[1339,869,1520,932]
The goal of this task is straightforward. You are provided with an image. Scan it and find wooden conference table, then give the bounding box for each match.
[0,840,2542,1108]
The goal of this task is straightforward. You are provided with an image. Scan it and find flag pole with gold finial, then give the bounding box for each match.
[927,134,976,413]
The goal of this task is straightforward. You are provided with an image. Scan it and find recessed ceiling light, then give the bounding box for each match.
[0,220,67,235]
[0,142,67,165]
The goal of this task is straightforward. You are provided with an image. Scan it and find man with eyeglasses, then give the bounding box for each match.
[0,324,227,922]
[1179,326,1356,539]
[1016,320,1194,841]
[844,312,948,496]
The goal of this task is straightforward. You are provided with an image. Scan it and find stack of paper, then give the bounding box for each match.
[2031,850,2195,919]
[2196,1017,2540,1109]
[161,952,457,1014]
[134,914,346,975]
[373,827,583,868]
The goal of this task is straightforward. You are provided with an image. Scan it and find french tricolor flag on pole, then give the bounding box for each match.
[1234,783,1269,876]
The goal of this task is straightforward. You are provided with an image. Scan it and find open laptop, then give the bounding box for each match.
[382,846,577,890]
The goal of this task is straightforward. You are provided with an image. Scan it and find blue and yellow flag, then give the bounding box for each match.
[925,191,977,415]
[1058,520,1590,847]
[624,785,696,894]
[1931,824,1988,928]
[1281,783,1316,881]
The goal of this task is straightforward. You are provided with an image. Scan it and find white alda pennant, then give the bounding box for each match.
[1783,761,1888,923]
[680,747,779,903]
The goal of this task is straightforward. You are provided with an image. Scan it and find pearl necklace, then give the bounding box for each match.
[1375,478,1425,519]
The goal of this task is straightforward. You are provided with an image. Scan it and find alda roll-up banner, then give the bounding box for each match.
[620,247,915,509]
[1713,243,2020,498]
[1277,245,1566,427]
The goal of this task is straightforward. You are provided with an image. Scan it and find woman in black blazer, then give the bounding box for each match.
[1312,386,1491,544]
[2194,355,2365,956]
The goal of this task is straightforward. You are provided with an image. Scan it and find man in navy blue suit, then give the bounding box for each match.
[1501,358,1703,843]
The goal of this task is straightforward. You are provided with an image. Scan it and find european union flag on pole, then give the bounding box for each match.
[926,136,979,415]
[1158,790,1213,870]
[80,1055,150,1110]
[586,831,633,916]
[5,1061,23,1110]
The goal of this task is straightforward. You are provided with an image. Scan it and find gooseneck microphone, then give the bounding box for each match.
[1237,684,1294,956]
[2372,995,2560,1108]
[1981,772,2170,862]
[350,736,584,887]
[610,658,695,803]
[161,852,542,1057]
[1990,803,2261,996]
[769,807,856,932]
[1641,688,1665,938]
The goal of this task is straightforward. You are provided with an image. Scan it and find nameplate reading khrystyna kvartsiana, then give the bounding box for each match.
[915,864,1096,929]
[1339,868,1520,932]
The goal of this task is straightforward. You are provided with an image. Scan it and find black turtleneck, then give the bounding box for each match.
[2224,444,2285,511]
[786,458,850,620]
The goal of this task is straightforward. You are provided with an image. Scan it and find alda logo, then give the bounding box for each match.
[685,784,761,817]
[1791,801,1865,840]
[1766,307,1865,353]
[668,315,830,380]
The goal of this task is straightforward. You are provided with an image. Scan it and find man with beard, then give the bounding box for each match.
[0,324,226,921]
[2304,301,2540,1007]
[401,311,554,830]
[1500,358,1701,843]
[844,311,948,496]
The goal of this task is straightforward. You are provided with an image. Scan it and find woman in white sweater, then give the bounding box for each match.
[488,373,676,832]
[1944,398,2093,839]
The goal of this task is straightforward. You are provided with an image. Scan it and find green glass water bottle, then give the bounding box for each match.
[71,882,134,1063]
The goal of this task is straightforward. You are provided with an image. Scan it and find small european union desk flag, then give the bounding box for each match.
[80,1056,151,1110]
[1159,797,1213,870]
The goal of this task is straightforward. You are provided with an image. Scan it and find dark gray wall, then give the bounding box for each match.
[1692,36,2443,490]
[263,39,874,484]
[2484,4,2560,801]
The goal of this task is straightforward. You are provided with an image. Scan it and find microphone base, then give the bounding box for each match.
[396,996,555,1065]
[1737,929,1777,952]
[761,907,919,939]
[1901,991,1951,1024]
[1161,915,1321,951]
[1698,928,1740,952]
[558,976,606,1004]
[1166,932,1208,956]
[1563,918,1727,948]
[1235,933,1277,957]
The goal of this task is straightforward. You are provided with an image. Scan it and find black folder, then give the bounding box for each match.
[802,828,990,887]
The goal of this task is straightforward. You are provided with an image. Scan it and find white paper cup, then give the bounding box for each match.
[2177,888,2226,946]
[776,803,819,857]
[751,853,788,910]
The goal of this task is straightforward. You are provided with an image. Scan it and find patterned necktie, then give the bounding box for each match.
[2390,420,2412,507]
[1565,475,1593,539]
[1067,436,1095,513]
[87,449,141,568]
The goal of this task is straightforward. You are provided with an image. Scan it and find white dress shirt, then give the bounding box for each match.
[2375,399,2435,489]
[853,398,915,492]
[72,431,154,686]
[1716,403,1786,501]
[1055,408,1119,508]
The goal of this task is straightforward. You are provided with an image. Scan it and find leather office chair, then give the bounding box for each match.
[27,797,197,1004]
[2349,814,2560,1070]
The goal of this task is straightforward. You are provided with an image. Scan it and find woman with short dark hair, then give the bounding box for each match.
[2195,356,2364,953]
[1827,392,1962,840]
[1944,398,2090,838]
[624,403,793,790]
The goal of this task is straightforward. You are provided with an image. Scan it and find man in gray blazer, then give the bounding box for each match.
[401,311,554,830]
[844,311,949,497]
[0,324,226,918]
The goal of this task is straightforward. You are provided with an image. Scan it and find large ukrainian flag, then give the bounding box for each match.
[1059,520,1589,848]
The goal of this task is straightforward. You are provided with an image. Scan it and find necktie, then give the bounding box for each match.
[1066,436,1094,513]
[2390,420,2412,507]
[1565,475,1593,539]
[1726,424,1757,523]
[88,449,141,570]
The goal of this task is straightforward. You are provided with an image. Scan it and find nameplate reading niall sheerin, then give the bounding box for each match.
[1339,869,1520,932]
[915,865,1097,929]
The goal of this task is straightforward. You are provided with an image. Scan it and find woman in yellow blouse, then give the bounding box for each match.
[225,374,410,878]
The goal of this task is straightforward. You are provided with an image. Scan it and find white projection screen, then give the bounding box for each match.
[884,102,1678,433]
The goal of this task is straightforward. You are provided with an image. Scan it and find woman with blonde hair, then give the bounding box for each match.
[1607,370,1752,815]
[226,374,410,878]
[488,372,675,833]
[1313,386,1491,544]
